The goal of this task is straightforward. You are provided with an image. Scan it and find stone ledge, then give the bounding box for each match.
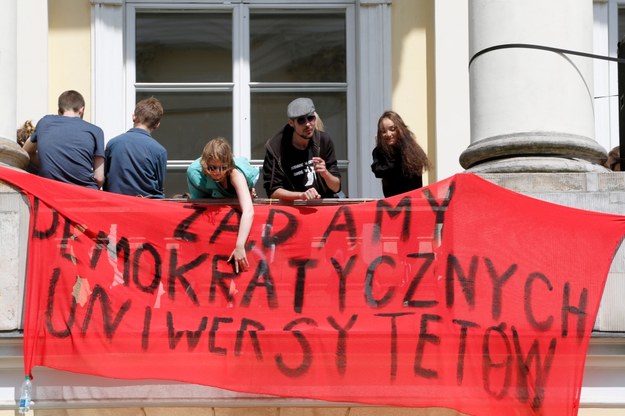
[0,138,29,170]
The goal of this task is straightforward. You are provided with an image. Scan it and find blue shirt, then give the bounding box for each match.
[31,115,105,189]
[104,127,167,198]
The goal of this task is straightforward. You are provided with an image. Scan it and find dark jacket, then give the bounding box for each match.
[263,124,341,198]
[371,146,423,197]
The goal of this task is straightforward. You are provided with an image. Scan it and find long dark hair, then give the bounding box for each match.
[375,111,431,175]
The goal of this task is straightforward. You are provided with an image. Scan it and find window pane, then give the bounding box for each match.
[136,91,233,161]
[251,93,348,197]
[250,93,347,160]
[136,11,232,83]
[250,11,346,82]
[164,169,191,199]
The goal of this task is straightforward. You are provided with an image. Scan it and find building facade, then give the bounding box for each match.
[1,0,625,415]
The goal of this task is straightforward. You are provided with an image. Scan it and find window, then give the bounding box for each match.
[127,4,352,198]
[94,0,390,198]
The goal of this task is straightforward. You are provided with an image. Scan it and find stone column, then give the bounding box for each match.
[0,0,29,332]
[460,0,607,173]
[0,0,29,169]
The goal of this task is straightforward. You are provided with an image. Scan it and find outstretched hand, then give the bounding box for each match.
[228,246,249,274]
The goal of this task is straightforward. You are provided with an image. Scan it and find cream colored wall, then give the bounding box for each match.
[47,0,93,120]
[390,0,435,183]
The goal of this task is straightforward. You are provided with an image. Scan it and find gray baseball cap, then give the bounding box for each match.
[287,98,315,119]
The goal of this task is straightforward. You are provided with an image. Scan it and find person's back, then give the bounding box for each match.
[24,90,105,189]
[33,115,104,187]
[104,97,167,198]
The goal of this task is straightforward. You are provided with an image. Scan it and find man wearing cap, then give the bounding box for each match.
[262,98,341,200]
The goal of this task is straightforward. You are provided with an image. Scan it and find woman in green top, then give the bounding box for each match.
[186,137,257,274]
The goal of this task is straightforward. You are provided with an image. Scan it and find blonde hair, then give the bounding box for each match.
[315,112,325,132]
[17,120,35,147]
[200,137,235,172]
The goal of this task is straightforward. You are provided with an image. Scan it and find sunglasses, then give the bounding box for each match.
[206,164,229,173]
[294,114,316,125]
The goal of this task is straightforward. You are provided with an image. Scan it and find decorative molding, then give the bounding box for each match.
[358,0,392,5]
[90,0,123,5]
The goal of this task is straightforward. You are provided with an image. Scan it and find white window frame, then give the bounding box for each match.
[125,2,236,173]
[92,0,391,198]
[594,0,624,152]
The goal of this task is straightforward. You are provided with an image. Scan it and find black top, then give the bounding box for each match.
[263,124,341,198]
[371,146,423,197]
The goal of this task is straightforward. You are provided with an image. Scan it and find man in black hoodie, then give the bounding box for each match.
[262,98,341,201]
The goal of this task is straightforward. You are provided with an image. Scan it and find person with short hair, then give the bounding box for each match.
[104,97,167,198]
[262,97,341,201]
[23,90,105,189]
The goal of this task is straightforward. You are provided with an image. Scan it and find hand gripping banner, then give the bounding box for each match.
[1,166,624,416]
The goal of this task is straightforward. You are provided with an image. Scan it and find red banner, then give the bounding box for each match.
[1,166,623,415]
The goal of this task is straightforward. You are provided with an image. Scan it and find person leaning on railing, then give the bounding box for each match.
[22,90,105,189]
[262,97,342,201]
[186,137,258,276]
